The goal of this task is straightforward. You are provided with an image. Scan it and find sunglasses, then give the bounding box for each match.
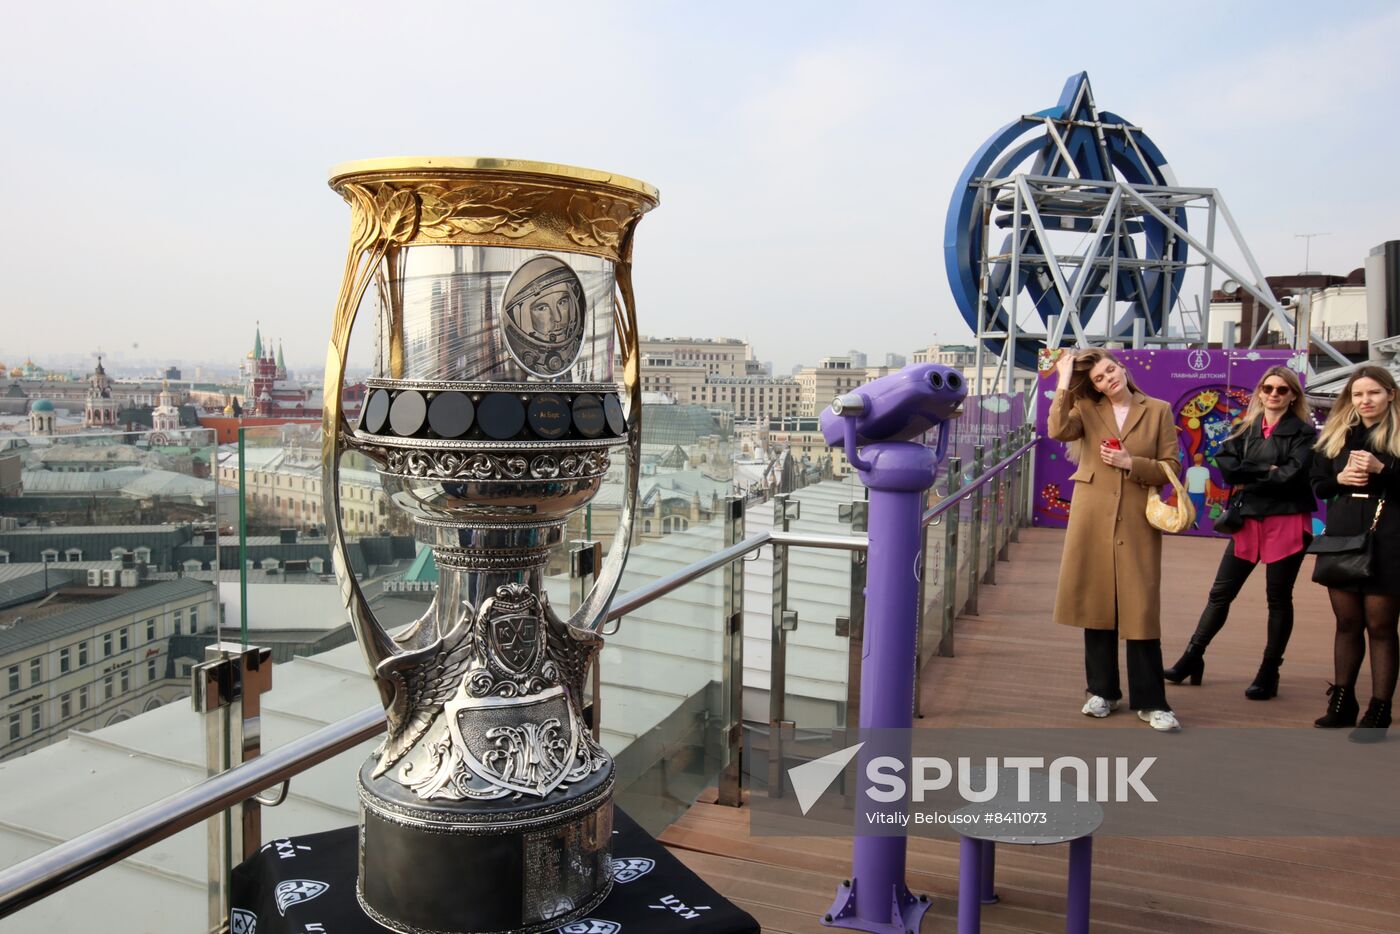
[1259,384,1292,397]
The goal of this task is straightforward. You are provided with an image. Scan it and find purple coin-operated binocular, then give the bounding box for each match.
[818,363,967,934]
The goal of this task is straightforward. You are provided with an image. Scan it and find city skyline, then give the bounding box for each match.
[5,2,1398,373]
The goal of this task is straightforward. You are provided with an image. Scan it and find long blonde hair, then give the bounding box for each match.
[1227,366,1310,440]
[1316,366,1400,459]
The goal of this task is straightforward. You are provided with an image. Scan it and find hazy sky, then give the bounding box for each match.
[4,1,1398,375]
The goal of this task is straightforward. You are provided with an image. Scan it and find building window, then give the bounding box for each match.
[8,714,19,742]
[79,687,88,711]
[59,648,70,674]
[60,694,71,719]
[133,547,151,564]
[41,549,58,564]
[120,629,130,652]
[189,607,199,632]
[174,609,183,633]
[28,658,40,685]
[102,633,113,657]
[79,643,89,666]
[29,707,40,733]
[119,670,130,693]
[147,659,157,682]
[103,676,114,701]
[145,620,155,641]
[64,548,82,562]
[6,667,17,693]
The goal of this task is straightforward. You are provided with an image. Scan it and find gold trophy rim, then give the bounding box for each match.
[328,155,660,203]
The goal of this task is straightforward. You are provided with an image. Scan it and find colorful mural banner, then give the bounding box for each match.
[1032,348,1308,536]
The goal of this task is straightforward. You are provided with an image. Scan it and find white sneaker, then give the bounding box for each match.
[1081,695,1121,718]
[1138,709,1181,732]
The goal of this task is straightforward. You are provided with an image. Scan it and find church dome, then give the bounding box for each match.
[31,399,54,413]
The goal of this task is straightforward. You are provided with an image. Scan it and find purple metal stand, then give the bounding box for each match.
[1066,836,1092,934]
[821,441,936,934]
[956,836,1094,934]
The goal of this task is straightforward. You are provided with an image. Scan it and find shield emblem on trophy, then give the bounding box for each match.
[481,583,545,679]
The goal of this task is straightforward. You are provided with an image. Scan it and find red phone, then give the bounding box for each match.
[1103,438,1122,450]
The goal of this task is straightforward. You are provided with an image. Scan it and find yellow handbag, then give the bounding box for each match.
[1146,461,1195,534]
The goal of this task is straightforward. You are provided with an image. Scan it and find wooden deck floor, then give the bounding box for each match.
[660,526,1400,932]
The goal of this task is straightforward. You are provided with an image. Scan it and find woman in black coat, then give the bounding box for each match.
[1164,366,1315,699]
[1310,366,1400,742]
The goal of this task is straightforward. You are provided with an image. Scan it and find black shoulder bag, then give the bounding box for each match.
[1214,490,1246,535]
[1308,495,1385,587]
[1213,433,1252,535]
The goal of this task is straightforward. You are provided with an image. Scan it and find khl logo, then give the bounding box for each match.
[1187,349,1212,371]
[274,879,329,916]
[608,857,655,883]
[230,907,257,934]
[557,921,620,934]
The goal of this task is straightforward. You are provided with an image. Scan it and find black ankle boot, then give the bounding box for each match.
[1349,698,1392,743]
[1314,683,1360,728]
[1244,657,1282,701]
[1164,642,1205,685]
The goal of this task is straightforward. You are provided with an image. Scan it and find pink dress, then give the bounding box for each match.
[1232,420,1309,564]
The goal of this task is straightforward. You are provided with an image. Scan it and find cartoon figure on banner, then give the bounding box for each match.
[1173,384,1250,527]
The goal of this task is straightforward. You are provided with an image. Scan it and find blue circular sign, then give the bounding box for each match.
[944,73,1188,368]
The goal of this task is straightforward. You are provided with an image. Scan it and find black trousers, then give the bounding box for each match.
[1084,628,1169,711]
[1190,539,1308,660]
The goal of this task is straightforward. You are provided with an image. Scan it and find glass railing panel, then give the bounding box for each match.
[545,526,729,837]
[0,428,241,895]
[734,477,860,806]
[918,519,947,669]
[0,822,208,932]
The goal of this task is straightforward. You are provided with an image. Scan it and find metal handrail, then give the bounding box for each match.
[0,705,385,918]
[0,430,1040,920]
[922,435,1037,527]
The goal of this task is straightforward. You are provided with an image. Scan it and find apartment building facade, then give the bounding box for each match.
[215,445,386,535]
[0,578,216,759]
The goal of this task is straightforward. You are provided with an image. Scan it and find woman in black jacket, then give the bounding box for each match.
[1165,366,1315,698]
[1310,366,1400,741]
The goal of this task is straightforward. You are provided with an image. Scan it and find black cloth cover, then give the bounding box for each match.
[229,807,759,934]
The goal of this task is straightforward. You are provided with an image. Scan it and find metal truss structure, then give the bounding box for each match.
[945,73,1347,396]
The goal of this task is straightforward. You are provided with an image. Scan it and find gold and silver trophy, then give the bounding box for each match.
[319,158,657,933]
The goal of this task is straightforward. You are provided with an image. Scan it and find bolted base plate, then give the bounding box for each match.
[821,878,932,934]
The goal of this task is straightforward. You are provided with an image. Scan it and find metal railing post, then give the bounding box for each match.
[938,458,962,657]
[718,496,745,807]
[839,500,868,742]
[998,434,1013,563]
[1009,425,1024,544]
[985,438,1002,582]
[192,642,271,934]
[1024,425,1036,529]
[768,493,799,797]
[966,445,985,615]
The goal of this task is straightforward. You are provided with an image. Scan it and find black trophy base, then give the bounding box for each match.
[357,756,615,934]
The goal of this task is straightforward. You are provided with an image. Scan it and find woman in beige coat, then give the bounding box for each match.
[1048,349,1183,731]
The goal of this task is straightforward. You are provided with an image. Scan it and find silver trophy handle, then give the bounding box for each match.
[566,234,642,635]
[322,230,400,705]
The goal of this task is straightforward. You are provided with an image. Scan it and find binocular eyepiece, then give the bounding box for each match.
[819,363,967,449]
